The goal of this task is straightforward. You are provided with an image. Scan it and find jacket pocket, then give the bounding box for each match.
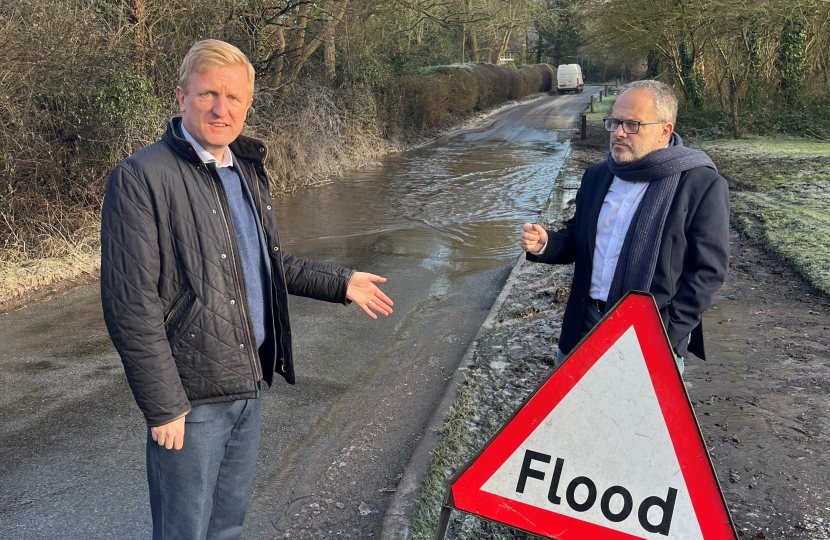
[664,208,688,224]
[164,288,198,346]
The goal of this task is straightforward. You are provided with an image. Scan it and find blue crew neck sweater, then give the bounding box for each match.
[216,162,270,349]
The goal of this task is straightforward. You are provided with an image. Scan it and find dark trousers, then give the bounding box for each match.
[146,397,262,540]
[554,301,604,367]
[554,302,684,374]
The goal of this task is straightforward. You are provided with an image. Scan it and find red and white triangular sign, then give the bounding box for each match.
[448,292,737,540]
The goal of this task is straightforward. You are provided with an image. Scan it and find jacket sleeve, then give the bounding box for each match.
[526,170,587,265]
[281,253,355,305]
[100,164,191,427]
[526,216,578,265]
[665,175,730,352]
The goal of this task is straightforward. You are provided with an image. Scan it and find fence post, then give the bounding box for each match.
[605,84,608,96]
[581,114,587,140]
[590,95,595,113]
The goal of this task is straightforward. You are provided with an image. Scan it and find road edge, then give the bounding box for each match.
[379,250,527,540]
[379,141,575,540]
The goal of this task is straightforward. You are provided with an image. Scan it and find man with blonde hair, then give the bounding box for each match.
[521,80,729,370]
[101,39,393,539]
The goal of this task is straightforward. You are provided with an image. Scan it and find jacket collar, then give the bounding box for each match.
[162,117,269,165]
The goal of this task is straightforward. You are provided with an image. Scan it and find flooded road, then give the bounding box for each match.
[0,89,597,539]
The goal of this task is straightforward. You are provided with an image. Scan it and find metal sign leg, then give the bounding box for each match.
[433,504,453,540]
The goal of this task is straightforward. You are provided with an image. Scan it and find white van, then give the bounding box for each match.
[556,64,584,94]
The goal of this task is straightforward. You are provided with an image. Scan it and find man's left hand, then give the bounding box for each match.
[346,272,394,319]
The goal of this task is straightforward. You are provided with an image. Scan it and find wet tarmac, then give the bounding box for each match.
[0,89,598,539]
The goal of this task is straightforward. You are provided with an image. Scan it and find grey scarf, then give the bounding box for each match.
[604,132,716,311]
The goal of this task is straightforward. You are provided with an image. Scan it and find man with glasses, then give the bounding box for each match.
[520,80,729,371]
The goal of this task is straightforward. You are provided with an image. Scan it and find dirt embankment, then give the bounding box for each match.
[410,122,830,539]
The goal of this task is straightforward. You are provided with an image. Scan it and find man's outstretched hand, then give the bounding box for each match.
[346,272,394,319]
[521,223,548,253]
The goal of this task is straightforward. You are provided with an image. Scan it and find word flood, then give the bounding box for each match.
[516,450,678,536]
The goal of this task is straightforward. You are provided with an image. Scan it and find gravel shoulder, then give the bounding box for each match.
[407,123,830,540]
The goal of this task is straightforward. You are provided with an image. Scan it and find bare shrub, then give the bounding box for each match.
[439,69,479,117]
[0,0,249,264]
[469,65,494,109]
[0,0,173,263]
[247,77,392,193]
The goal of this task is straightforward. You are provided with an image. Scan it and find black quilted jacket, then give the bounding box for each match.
[101,118,354,427]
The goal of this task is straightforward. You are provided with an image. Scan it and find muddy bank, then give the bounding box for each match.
[693,224,830,539]
[409,123,830,539]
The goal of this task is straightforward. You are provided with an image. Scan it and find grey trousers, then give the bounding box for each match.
[554,302,684,374]
[146,397,262,540]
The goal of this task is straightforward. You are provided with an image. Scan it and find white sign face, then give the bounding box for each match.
[480,327,702,539]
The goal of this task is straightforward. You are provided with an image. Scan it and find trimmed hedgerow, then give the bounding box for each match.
[376,63,555,142]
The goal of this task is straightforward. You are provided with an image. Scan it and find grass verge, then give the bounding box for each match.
[585,87,618,122]
[0,253,99,309]
[693,138,830,294]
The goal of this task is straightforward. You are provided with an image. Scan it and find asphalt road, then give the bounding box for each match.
[0,88,598,539]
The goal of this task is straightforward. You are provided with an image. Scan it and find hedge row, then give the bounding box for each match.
[375,63,556,141]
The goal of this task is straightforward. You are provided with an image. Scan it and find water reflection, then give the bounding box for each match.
[271,125,569,282]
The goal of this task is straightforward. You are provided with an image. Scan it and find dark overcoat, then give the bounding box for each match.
[528,161,730,359]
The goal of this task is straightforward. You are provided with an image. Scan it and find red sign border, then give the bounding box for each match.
[446,291,738,539]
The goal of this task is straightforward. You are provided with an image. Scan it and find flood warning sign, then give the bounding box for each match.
[443,292,737,540]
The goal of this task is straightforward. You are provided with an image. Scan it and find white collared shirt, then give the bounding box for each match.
[180,124,233,168]
[588,177,648,301]
[532,176,648,302]
[534,141,673,300]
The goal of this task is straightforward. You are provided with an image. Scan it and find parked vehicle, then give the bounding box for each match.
[557,64,584,94]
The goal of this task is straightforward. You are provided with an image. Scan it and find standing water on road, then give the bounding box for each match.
[246,109,573,538]
[272,124,569,287]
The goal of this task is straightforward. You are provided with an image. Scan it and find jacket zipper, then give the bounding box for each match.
[206,165,263,383]
[163,290,187,326]
[252,166,289,375]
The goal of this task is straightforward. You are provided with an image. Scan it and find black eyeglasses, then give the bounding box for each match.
[603,117,667,134]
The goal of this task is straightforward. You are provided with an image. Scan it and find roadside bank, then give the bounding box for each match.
[398,118,830,539]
